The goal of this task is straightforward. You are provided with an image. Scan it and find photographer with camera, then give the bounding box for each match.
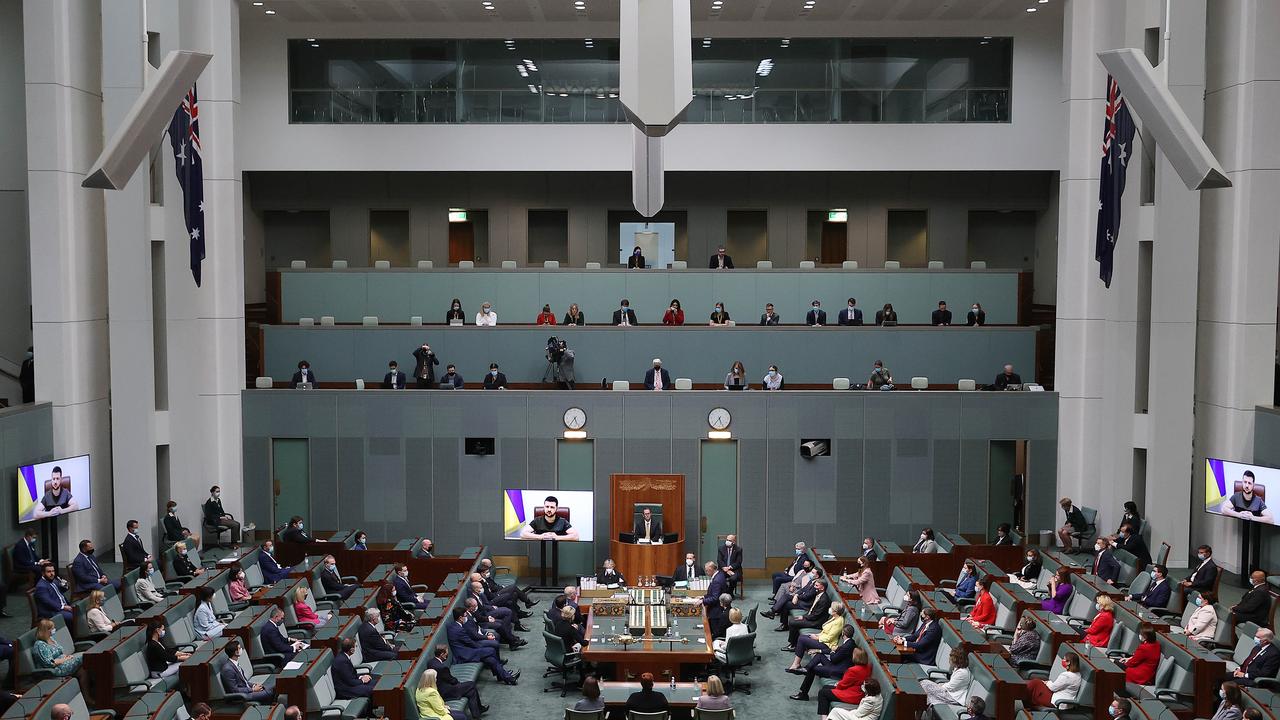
[543,337,576,389]
[412,343,440,389]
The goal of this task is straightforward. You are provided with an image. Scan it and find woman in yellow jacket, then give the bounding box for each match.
[415,669,466,720]
[786,602,846,672]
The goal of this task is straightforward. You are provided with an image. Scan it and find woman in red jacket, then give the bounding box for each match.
[967,577,997,629]
[1121,624,1161,697]
[815,647,871,717]
[536,304,557,325]
[662,299,685,325]
[1085,595,1116,648]
[293,585,327,628]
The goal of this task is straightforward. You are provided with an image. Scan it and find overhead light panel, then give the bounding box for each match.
[264,9,276,14]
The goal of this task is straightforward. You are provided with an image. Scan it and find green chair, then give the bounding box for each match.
[717,631,755,694]
[564,709,605,720]
[543,630,582,697]
[627,712,670,720]
[693,709,735,719]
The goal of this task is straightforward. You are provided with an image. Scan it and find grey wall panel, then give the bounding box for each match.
[0,404,54,546]
[242,437,272,534]
[241,390,1059,568]
[262,325,1039,387]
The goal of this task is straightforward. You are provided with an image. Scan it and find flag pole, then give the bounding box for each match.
[1161,0,1171,84]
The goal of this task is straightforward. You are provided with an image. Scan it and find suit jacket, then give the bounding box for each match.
[1117,534,1151,565]
[1242,643,1280,683]
[805,309,828,326]
[717,544,743,576]
[259,552,290,584]
[72,553,107,590]
[173,554,199,578]
[707,604,730,639]
[708,254,734,269]
[219,658,257,695]
[702,571,728,606]
[34,578,70,618]
[1092,549,1121,584]
[553,617,585,649]
[427,657,463,690]
[446,621,490,663]
[13,539,40,573]
[912,539,939,554]
[440,373,464,389]
[383,371,407,390]
[394,575,423,607]
[992,534,1014,546]
[759,312,781,326]
[163,514,186,543]
[280,527,311,544]
[320,568,349,595]
[904,619,942,664]
[994,372,1024,390]
[1187,559,1218,590]
[931,309,953,326]
[412,347,439,382]
[825,637,856,671]
[632,517,664,541]
[875,310,898,325]
[359,622,399,661]
[673,562,700,583]
[799,593,832,623]
[862,546,877,560]
[628,254,646,269]
[1235,585,1272,627]
[966,310,986,326]
[838,307,863,326]
[1133,579,1171,609]
[625,690,671,713]
[121,534,148,567]
[643,368,672,390]
[482,372,508,390]
[203,497,229,526]
[332,652,374,699]
[612,308,639,326]
[596,569,626,586]
[290,369,317,388]
[260,621,297,662]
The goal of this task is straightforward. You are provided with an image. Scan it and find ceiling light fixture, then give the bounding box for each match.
[264,9,276,14]
[1025,6,1037,11]
[310,43,319,48]
[252,1,262,5]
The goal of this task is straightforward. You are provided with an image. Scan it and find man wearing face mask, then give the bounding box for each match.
[1126,564,1170,609]
[358,608,399,662]
[413,539,435,559]
[20,346,34,403]
[475,302,497,326]
[1091,538,1122,585]
[1106,698,1131,719]
[482,363,507,390]
[1180,545,1218,599]
[771,542,809,595]
[202,485,242,545]
[805,300,827,327]
[838,298,863,326]
[281,516,312,544]
[860,538,877,560]
[383,361,406,390]
[319,554,356,601]
[259,541,290,584]
[673,553,700,583]
[412,343,439,389]
[120,519,150,570]
[219,641,276,703]
[1232,571,1272,627]
[1229,628,1280,687]
[612,299,638,326]
[1113,522,1151,565]
[72,539,118,591]
[393,563,433,611]
[717,535,743,593]
[446,606,520,685]
[260,606,306,664]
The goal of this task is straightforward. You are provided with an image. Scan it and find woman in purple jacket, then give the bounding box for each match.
[1040,568,1074,613]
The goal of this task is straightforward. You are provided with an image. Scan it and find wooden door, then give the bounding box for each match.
[820,221,847,264]
[448,221,475,264]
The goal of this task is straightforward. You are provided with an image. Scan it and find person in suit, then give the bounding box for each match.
[860,537,877,560]
[358,608,399,662]
[392,563,430,610]
[290,360,316,388]
[13,528,42,577]
[162,501,197,547]
[993,363,1023,390]
[429,645,487,718]
[759,302,781,325]
[627,246,646,269]
[203,485,242,544]
[258,541,289,583]
[260,607,305,665]
[701,562,728,609]
[72,540,117,591]
[673,553,700,583]
[1056,497,1088,551]
[467,586,525,647]
[440,365,464,388]
[790,624,856,701]
[1115,523,1151,565]
[383,361,407,390]
[767,561,817,621]
[444,294,473,322]
[1127,564,1171,609]
[805,300,827,326]
[632,507,663,542]
[478,558,535,609]
[1182,545,1219,598]
[596,559,625,586]
[34,563,74,622]
[446,607,519,684]
[718,535,743,591]
[1229,628,1280,687]
[219,641,275,703]
[625,673,671,714]
[1092,538,1122,585]
[897,607,942,664]
[993,523,1015,546]
[707,593,733,640]
[280,516,311,544]
[482,363,507,390]
[784,580,833,649]
[612,299,638,326]
[172,542,204,580]
[1232,571,1273,627]
[412,343,440,388]
[912,529,939,554]
[931,301,953,326]
[967,302,986,326]
[709,246,734,269]
[463,598,515,654]
[333,638,377,699]
[875,303,898,325]
[319,554,355,601]
[120,520,149,570]
[772,542,808,594]
[838,298,863,326]
[643,358,671,390]
[553,605,586,652]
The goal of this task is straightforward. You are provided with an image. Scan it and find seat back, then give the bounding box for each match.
[1108,622,1136,656]
[1156,542,1170,567]
[298,317,315,326]
[458,260,475,269]
[1212,603,1234,647]
[670,261,687,269]
[756,260,773,269]
[500,260,517,269]
[627,711,670,720]
[254,376,273,388]
[565,710,606,720]
[991,599,1015,634]
[957,379,976,391]
[832,377,851,390]
[692,709,734,720]
[674,378,692,390]
[543,630,567,666]
[1113,550,1140,587]
[797,261,814,269]
[290,260,307,269]
[842,260,859,269]
[331,260,348,269]
[884,261,901,269]
[543,260,560,268]
[319,316,335,326]
[927,261,944,269]
[373,260,390,269]
[584,262,602,269]
[612,381,630,391]
[910,377,928,389]
[723,631,755,667]
[969,261,987,269]
[1127,571,1152,597]
[362,316,378,326]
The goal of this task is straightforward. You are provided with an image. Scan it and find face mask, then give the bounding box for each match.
[686,560,694,566]
[1194,597,1203,606]
[213,491,221,498]
[490,370,497,376]
[297,523,303,529]
[159,628,166,638]
[725,541,732,547]
[812,304,820,309]
[1220,688,1227,699]
[921,534,927,541]
[1256,637,1263,646]
[326,563,336,571]
[178,549,186,556]
[1027,556,1034,562]
[848,303,854,309]
[1150,571,1159,579]
[356,538,365,545]
[972,306,979,312]
[621,306,628,311]
[795,549,803,556]
[1110,705,1122,717]
[238,573,246,581]
[453,304,460,310]
[1197,553,1206,560]
[863,544,871,550]
[714,307,722,312]
[264,546,273,555]
[1061,659,1069,669]
[960,568,969,575]
[1095,602,1102,611]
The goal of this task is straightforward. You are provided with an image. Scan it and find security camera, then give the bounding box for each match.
[800,440,828,458]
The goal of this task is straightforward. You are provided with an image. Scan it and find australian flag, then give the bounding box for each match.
[1095,75,1135,288]
[169,85,205,286]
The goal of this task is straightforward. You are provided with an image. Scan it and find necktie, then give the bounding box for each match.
[1245,646,1264,672]
[49,580,66,606]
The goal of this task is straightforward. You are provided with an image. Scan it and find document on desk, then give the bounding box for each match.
[284,661,304,671]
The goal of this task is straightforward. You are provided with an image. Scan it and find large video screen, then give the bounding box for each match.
[503,489,594,542]
[18,454,92,523]
[1205,457,1278,525]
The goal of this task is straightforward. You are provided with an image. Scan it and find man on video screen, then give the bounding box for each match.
[1220,470,1274,522]
[32,466,78,519]
[520,496,580,541]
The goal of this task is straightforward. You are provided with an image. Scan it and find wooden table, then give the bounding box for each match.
[580,606,714,681]
[610,539,685,583]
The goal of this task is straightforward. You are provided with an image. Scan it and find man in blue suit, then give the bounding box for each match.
[13,529,41,577]
[332,638,377,699]
[219,641,275,703]
[34,563,74,622]
[72,539,118,591]
[838,298,863,326]
[258,542,290,584]
[358,608,399,662]
[701,562,728,609]
[259,607,305,666]
[643,359,672,391]
[392,564,429,610]
[446,607,519,684]
[1091,538,1122,585]
[1127,564,1171,609]
[898,608,942,664]
[790,625,857,701]
[771,542,809,594]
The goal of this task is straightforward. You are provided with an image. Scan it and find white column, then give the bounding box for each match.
[0,0,32,404]
[1194,0,1280,569]
[24,0,113,558]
